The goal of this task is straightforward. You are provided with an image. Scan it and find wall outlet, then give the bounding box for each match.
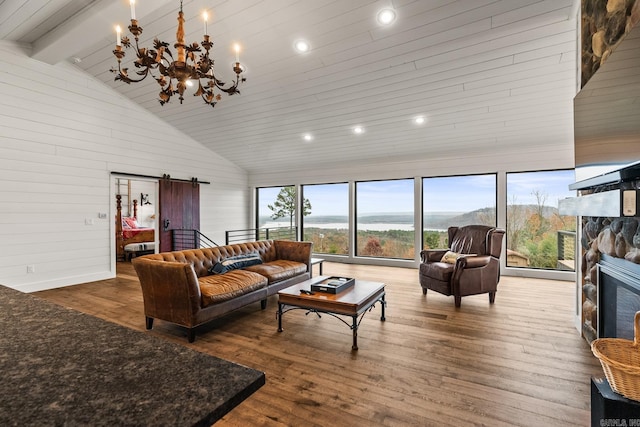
[98,212,107,219]
[27,265,35,274]
[85,218,94,225]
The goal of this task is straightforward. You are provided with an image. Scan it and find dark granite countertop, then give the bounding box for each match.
[0,285,264,426]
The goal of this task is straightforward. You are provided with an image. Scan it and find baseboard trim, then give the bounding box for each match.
[11,271,116,293]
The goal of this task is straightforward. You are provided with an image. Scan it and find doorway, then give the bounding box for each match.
[114,176,158,263]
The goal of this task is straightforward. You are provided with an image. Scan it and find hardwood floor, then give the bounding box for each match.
[35,262,602,426]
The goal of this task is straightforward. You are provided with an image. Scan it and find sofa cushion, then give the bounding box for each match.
[198,270,267,307]
[208,252,262,275]
[245,260,307,284]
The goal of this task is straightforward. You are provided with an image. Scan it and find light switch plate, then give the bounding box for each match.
[622,190,637,216]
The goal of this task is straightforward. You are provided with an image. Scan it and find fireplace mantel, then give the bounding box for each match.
[559,161,640,218]
[570,160,640,191]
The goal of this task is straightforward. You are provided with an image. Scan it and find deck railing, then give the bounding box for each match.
[225,226,297,245]
[171,229,220,251]
[557,230,576,271]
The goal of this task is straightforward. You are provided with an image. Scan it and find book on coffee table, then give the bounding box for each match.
[311,276,355,294]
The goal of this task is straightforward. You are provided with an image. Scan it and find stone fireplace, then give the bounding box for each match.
[570,0,640,343]
[571,173,640,343]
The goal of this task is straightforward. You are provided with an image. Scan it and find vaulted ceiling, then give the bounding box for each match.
[1,0,580,174]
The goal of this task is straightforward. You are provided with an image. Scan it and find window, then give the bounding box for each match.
[422,174,496,249]
[355,179,414,259]
[301,183,349,255]
[506,170,576,270]
[256,186,297,232]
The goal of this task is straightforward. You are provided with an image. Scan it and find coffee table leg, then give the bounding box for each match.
[277,302,283,332]
[381,293,386,321]
[352,315,358,351]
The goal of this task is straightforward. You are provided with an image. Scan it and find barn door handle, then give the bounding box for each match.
[163,219,170,231]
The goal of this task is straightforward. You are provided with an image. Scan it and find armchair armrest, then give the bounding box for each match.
[420,249,447,263]
[452,255,497,298]
[456,255,491,269]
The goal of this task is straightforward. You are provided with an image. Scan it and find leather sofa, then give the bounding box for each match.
[132,240,313,342]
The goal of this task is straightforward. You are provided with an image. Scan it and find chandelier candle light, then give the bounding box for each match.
[111,0,245,107]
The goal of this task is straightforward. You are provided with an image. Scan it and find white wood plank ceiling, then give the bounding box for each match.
[1,0,580,174]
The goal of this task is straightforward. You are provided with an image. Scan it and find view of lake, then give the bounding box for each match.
[262,221,417,231]
[259,212,464,231]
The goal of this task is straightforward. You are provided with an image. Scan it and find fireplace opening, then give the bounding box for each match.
[598,254,640,340]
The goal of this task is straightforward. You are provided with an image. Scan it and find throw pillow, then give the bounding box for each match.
[209,253,262,274]
[123,217,139,229]
[440,251,476,264]
[440,251,459,264]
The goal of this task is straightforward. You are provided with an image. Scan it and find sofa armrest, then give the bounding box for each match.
[274,240,313,272]
[132,258,202,327]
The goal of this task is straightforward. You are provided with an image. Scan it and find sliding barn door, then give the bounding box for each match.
[158,180,200,252]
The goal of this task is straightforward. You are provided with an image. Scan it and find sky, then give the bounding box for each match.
[423,174,496,212]
[258,170,576,217]
[506,170,576,207]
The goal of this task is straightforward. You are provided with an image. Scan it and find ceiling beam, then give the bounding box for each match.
[31,0,173,65]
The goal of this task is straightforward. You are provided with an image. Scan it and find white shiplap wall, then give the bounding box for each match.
[248,145,575,188]
[0,40,249,292]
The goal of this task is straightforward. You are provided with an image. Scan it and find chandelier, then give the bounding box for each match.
[111,0,245,107]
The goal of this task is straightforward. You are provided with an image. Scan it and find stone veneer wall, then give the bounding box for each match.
[580,179,640,342]
[581,0,640,88]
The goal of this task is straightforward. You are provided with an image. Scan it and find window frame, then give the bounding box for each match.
[421,172,498,251]
[301,181,350,256]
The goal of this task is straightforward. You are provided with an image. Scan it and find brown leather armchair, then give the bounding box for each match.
[419,225,505,307]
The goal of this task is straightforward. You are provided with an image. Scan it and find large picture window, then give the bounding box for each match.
[256,186,298,238]
[506,170,576,270]
[355,179,414,259]
[422,174,496,249]
[301,183,349,255]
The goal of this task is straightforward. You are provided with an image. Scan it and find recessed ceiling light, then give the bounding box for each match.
[377,8,396,25]
[413,116,426,125]
[353,126,364,135]
[303,133,313,142]
[294,39,310,53]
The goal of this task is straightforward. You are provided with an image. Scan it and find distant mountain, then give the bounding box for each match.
[427,207,496,229]
[426,205,559,229]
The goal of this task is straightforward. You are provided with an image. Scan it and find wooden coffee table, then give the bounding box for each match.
[277,276,386,350]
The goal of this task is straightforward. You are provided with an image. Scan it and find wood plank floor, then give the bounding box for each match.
[35,262,602,426]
